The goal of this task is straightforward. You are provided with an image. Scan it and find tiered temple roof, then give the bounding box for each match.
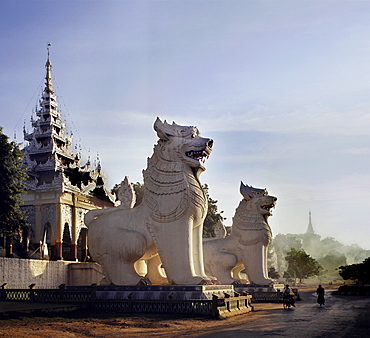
[22,48,115,204]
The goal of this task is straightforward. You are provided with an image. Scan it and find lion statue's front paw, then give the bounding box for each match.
[136,277,152,286]
[197,279,214,285]
[231,280,242,285]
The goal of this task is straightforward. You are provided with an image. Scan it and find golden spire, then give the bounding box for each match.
[45,42,53,93]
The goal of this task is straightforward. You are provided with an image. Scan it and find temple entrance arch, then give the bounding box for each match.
[62,223,72,261]
[77,227,88,262]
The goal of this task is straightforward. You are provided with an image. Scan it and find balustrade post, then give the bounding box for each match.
[0,283,8,300]
[89,283,97,310]
[212,294,219,317]
[59,283,66,302]
[168,293,174,313]
[29,283,36,302]
[128,293,133,312]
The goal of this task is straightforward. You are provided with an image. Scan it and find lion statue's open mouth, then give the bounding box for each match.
[185,144,212,164]
[260,201,276,219]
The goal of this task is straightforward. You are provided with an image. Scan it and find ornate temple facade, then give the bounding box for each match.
[21,49,115,261]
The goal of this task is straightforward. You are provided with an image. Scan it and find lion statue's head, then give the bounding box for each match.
[151,117,213,174]
[233,182,277,231]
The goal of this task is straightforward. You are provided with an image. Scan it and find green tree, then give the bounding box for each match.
[202,184,226,238]
[0,127,28,256]
[317,254,347,278]
[284,248,323,284]
[271,233,303,274]
[338,257,370,286]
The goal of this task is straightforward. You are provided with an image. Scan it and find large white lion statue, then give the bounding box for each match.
[84,117,214,285]
[203,182,277,285]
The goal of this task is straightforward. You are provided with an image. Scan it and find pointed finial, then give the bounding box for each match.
[45,42,53,93]
[47,42,51,57]
[96,152,101,168]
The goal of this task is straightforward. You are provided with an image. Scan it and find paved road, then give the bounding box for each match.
[196,290,370,338]
[1,289,369,337]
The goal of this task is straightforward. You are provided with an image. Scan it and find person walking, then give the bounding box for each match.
[316,284,325,307]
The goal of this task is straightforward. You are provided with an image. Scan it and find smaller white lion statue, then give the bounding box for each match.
[203,182,277,285]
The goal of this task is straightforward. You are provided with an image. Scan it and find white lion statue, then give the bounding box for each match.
[84,117,214,285]
[203,182,277,285]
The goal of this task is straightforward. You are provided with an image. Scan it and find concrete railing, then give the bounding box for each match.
[0,285,253,318]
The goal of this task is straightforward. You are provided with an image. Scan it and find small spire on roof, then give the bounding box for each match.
[45,42,54,93]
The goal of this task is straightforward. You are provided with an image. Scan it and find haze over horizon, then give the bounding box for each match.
[1,1,370,250]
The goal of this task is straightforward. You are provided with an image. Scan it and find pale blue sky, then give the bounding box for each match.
[1,1,370,249]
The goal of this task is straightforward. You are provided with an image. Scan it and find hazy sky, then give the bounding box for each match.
[1,1,370,249]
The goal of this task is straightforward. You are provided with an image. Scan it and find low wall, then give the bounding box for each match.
[0,257,70,289]
[0,258,104,289]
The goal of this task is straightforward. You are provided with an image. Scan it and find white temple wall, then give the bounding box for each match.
[0,258,104,288]
[0,257,69,289]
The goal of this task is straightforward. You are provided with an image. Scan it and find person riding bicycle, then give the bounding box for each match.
[316,284,325,306]
[283,285,295,307]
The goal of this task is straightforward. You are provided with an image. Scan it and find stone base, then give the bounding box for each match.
[234,283,284,303]
[234,283,284,294]
[94,284,236,300]
[68,262,104,286]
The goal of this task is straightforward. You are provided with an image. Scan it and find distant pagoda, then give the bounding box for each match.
[21,46,115,261]
[306,211,315,234]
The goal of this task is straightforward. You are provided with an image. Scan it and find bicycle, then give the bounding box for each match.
[283,295,295,309]
[283,297,291,309]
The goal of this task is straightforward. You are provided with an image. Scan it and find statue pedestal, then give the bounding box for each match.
[234,283,284,303]
[234,283,284,293]
[95,284,235,300]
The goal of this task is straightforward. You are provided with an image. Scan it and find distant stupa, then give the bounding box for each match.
[306,211,315,234]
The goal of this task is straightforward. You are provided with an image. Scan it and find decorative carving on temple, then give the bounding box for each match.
[24,177,39,190]
[41,204,56,228]
[76,208,87,235]
[61,204,73,234]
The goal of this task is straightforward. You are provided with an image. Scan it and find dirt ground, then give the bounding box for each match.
[1,285,368,338]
